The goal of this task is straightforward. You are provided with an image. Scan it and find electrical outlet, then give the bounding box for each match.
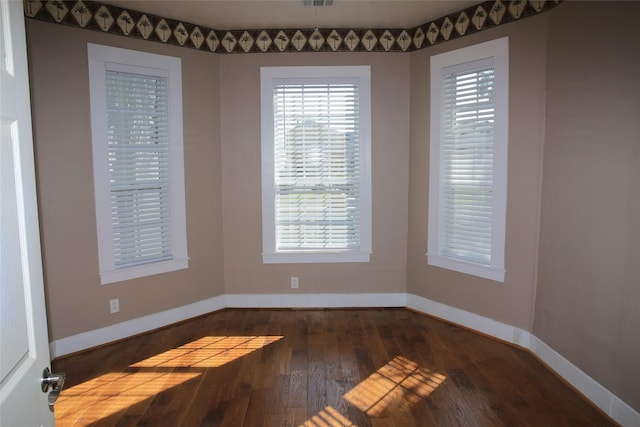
[291,277,299,289]
[109,298,120,314]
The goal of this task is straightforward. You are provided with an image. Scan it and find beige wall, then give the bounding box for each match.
[535,1,640,411]
[219,52,410,295]
[27,20,225,341]
[406,15,549,329]
[27,21,410,341]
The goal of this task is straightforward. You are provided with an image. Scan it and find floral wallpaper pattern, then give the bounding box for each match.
[24,0,561,54]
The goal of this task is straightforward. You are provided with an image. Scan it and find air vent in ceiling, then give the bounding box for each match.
[303,0,334,6]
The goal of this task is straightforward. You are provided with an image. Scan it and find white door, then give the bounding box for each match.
[0,1,57,426]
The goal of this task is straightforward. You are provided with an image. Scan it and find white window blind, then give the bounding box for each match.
[273,82,360,251]
[261,66,371,264]
[441,60,495,265]
[89,43,188,284]
[106,70,173,268]
[428,37,508,282]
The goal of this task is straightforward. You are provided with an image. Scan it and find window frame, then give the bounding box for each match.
[427,37,509,282]
[88,43,188,284]
[260,65,372,264]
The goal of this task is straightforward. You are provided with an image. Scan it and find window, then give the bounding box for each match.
[88,44,188,284]
[428,37,508,282]
[260,66,372,263]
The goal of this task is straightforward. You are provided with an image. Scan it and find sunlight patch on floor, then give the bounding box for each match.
[55,371,201,425]
[343,355,446,416]
[55,335,283,426]
[300,356,446,425]
[300,406,356,427]
[130,335,283,368]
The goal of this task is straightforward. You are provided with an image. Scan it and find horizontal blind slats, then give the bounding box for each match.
[106,70,173,268]
[440,65,495,264]
[273,81,361,251]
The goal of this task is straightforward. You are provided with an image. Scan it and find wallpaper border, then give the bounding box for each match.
[25,0,561,54]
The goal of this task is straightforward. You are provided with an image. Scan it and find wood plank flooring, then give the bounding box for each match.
[51,309,615,426]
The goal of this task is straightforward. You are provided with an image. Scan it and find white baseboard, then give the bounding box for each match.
[49,295,226,358]
[224,292,407,309]
[49,293,405,358]
[529,336,640,427]
[49,292,639,426]
[406,293,639,427]
[406,293,532,348]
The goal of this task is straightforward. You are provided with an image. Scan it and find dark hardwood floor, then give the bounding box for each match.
[51,308,615,426]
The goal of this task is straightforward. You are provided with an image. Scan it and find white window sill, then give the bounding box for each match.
[427,253,504,282]
[263,251,371,264]
[100,257,189,285]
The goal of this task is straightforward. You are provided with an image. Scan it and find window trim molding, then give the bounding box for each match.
[260,65,372,264]
[427,37,509,282]
[88,43,188,284]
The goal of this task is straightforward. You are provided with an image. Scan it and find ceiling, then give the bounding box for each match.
[100,0,481,31]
